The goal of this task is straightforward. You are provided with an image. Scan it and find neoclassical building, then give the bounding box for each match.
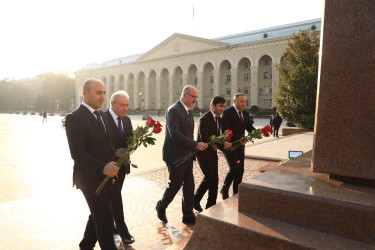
[75,18,321,111]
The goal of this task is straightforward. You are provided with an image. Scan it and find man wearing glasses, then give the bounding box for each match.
[156,85,207,224]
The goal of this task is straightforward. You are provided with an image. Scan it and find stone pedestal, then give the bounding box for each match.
[186,153,375,249]
[186,1,375,248]
[312,0,375,180]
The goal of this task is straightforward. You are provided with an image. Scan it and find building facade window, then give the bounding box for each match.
[227,64,231,70]
[244,73,249,81]
[264,86,269,94]
[226,99,231,107]
[246,99,249,106]
[210,76,214,83]
[264,99,269,107]
[244,62,249,69]
[265,60,269,66]
[210,89,213,95]
[264,72,269,79]
[226,75,231,83]
[194,78,198,85]
[226,88,231,96]
[244,87,249,94]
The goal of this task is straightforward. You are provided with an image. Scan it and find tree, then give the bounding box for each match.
[275,29,320,129]
[41,73,75,112]
[0,79,30,112]
[249,105,259,115]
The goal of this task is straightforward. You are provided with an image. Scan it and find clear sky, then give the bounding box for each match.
[0,0,323,80]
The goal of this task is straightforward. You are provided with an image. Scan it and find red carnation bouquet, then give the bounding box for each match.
[228,125,273,152]
[173,129,233,167]
[95,117,162,196]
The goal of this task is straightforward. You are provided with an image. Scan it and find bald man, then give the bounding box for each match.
[65,78,118,250]
[156,85,207,224]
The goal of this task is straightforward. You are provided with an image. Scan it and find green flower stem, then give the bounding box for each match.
[95,129,155,196]
[173,150,199,167]
[173,133,229,168]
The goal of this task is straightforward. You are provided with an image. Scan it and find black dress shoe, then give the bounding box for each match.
[220,189,229,200]
[121,233,135,245]
[193,202,203,212]
[155,200,168,223]
[182,215,196,224]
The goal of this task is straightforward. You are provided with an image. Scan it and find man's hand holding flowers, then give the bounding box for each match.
[196,142,208,151]
[95,116,163,196]
[229,125,273,152]
[174,129,233,167]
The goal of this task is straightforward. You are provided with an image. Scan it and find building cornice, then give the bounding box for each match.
[75,36,291,76]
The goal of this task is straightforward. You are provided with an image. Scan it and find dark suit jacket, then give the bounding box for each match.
[162,101,198,164]
[196,111,222,161]
[105,110,133,175]
[222,106,255,155]
[65,104,115,191]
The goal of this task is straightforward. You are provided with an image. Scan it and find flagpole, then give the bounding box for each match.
[193,3,195,36]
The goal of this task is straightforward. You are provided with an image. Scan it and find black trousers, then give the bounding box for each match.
[159,160,195,216]
[194,155,219,209]
[111,169,130,237]
[222,147,245,196]
[79,184,117,250]
[273,126,280,137]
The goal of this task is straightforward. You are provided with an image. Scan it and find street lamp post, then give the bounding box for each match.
[70,99,75,111]
[56,100,60,114]
[139,92,144,110]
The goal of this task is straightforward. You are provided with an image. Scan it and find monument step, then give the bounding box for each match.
[185,196,374,249]
[238,166,375,245]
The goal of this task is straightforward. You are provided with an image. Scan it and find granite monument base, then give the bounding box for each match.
[186,154,375,249]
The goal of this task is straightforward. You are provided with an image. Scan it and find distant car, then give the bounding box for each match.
[62,117,66,127]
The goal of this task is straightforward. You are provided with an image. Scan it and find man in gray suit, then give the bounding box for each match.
[156,85,207,224]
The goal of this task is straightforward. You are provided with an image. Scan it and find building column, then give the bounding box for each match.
[250,66,259,107]
[133,77,139,109]
[197,72,203,109]
[168,75,174,107]
[156,76,161,109]
[271,66,279,109]
[182,73,188,87]
[213,70,220,96]
[144,77,150,109]
[231,68,238,97]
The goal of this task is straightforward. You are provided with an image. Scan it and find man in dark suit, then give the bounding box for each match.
[105,90,135,245]
[194,96,232,212]
[272,113,283,137]
[156,85,208,224]
[65,78,119,250]
[221,93,255,199]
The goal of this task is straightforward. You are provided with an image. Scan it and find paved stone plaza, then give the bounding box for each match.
[0,114,306,249]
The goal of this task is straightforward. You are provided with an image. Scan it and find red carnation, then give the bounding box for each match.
[146,116,156,127]
[153,126,162,134]
[225,129,233,137]
[265,124,273,133]
[153,121,163,134]
[261,126,270,137]
[225,129,233,141]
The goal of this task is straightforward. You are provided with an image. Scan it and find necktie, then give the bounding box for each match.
[93,110,106,132]
[239,111,244,124]
[117,117,124,139]
[188,110,193,123]
[215,116,220,135]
